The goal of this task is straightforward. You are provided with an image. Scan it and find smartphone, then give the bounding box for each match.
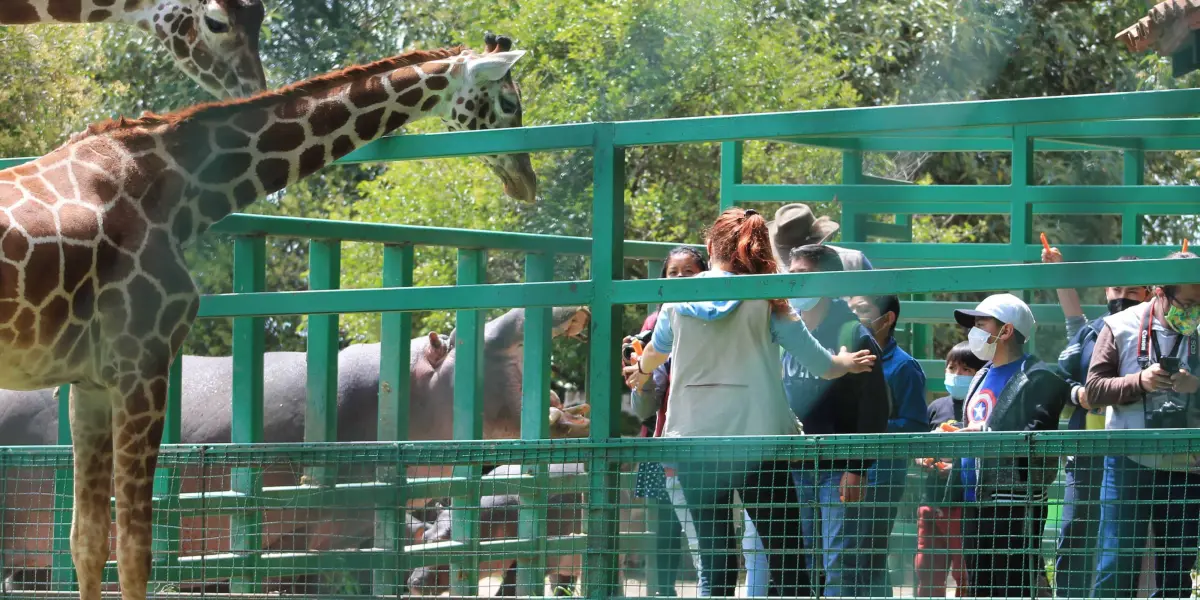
[1159,357,1181,373]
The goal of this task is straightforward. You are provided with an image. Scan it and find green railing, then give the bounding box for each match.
[1,87,1199,597]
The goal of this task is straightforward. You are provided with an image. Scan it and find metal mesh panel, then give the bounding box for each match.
[2,432,1199,598]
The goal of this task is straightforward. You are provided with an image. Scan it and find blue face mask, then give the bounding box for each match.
[944,373,973,400]
[790,297,820,313]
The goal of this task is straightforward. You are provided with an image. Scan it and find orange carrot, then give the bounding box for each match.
[1040,232,1051,252]
[939,422,960,432]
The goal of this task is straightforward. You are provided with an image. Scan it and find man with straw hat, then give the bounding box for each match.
[767,203,873,272]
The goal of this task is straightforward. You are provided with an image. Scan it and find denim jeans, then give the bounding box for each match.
[793,465,905,598]
[1092,456,1200,598]
[741,510,769,597]
[673,459,810,598]
[1054,454,1103,598]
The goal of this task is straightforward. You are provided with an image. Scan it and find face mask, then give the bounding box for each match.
[1164,304,1200,335]
[968,326,998,361]
[944,372,973,400]
[1107,298,1143,315]
[790,297,820,313]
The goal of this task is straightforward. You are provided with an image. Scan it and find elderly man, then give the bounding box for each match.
[767,203,873,272]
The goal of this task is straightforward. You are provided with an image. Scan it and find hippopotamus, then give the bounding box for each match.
[0,306,592,592]
[406,463,587,597]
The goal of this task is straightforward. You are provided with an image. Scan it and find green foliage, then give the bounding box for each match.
[0,26,114,157]
[4,0,1198,390]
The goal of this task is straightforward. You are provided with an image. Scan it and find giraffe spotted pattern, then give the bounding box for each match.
[0,34,533,600]
[0,0,266,100]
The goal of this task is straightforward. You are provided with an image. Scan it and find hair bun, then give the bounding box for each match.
[743,209,759,217]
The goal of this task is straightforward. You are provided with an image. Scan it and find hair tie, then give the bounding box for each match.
[744,209,759,217]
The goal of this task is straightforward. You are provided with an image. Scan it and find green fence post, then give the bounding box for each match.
[720,141,744,211]
[840,150,866,245]
[583,124,624,598]
[375,244,414,597]
[151,355,183,584]
[641,257,664,590]
[305,239,341,488]
[1123,150,1145,245]
[230,235,265,594]
[517,252,555,596]
[1011,127,1035,262]
[450,248,486,597]
[52,384,74,589]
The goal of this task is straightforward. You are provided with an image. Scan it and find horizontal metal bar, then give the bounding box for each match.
[13,429,1200,466]
[899,301,1107,324]
[336,122,596,162]
[791,137,1133,152]
[210,214,683,259]
[197,281,594,318]
[860,220,913,240]
[730,183,1200,205]
[610,258,1194,304]
[832,243,1178,263]
[612,89,1200,146]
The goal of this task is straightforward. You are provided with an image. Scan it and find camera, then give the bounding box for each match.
[1159,356,1181,373]
[1145,396,1188,429]
[622,329,653,364]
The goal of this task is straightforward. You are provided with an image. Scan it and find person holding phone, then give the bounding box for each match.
[1085,251,1200,598]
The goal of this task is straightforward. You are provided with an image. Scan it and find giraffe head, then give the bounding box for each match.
[439,33,537,202]
[147,0,268,99]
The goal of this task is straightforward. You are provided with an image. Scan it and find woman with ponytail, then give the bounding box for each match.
[624,207,875,597]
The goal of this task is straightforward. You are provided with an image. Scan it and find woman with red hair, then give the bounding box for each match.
[625,207,875,597]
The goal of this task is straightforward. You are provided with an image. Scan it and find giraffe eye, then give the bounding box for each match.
[204,16,230,34]
[498,96,518,114]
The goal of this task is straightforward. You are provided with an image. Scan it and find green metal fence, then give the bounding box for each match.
[1,88,1199,598]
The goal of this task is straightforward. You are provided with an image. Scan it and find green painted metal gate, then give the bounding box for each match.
[0,88,1198,598]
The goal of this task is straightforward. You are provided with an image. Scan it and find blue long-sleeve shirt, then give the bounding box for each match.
[649,269,834,377]
[880,338,930,434]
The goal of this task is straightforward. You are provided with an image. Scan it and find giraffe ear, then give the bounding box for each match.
[467,50,528,82]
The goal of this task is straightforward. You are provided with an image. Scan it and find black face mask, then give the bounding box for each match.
[1108,298,1143,315]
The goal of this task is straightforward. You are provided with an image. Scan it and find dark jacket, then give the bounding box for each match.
[1058,315,1105,430]
[964,354,1069,500]
[783,299,891,475]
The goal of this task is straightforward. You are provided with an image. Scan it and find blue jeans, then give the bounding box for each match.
[1054,454,1103,598]
[1093,456,1200,598]
[794,464,905,598]
[741,510,769,597]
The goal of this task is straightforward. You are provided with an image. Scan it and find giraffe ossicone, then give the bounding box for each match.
[0,32,533,600]
[0,0,267,99]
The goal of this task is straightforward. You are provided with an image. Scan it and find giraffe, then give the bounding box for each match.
[0,32,535,599]
[0,0,267,99]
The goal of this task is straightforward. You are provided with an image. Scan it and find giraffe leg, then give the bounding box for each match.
[68,386,115,600]
[111,376,169,600]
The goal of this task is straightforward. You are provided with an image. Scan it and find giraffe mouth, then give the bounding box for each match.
[491,153,537,202]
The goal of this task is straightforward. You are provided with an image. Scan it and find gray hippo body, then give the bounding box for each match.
[0,307,591,591]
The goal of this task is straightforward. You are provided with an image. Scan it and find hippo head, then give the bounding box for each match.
[549,390,591,438]
[552,307,591,339]
[406,565,450,596]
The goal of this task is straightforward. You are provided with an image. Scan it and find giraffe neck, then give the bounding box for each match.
[0,0,156,24]
[101,55,458,246]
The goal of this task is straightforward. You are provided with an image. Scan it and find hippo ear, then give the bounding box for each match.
[427,331,442,349]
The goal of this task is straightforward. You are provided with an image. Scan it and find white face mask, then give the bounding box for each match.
[968,326,998,361]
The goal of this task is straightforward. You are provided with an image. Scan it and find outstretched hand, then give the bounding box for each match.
[822,346,876,379]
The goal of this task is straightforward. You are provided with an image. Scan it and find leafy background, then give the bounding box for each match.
[3,0,1198,399]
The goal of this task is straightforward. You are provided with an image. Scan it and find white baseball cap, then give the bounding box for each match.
[953,293,1036,339]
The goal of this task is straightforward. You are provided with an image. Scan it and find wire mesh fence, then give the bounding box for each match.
[2,431,1200,598]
